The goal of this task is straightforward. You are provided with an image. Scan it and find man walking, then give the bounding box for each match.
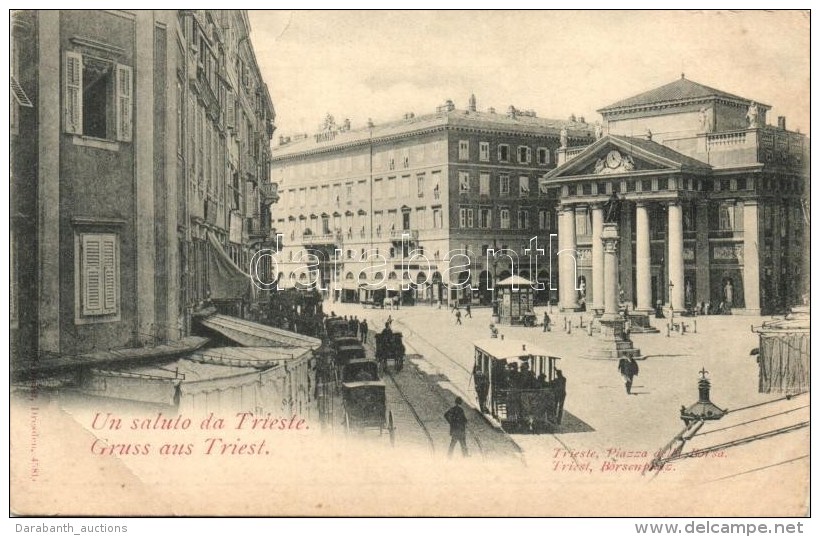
[360,319,368,343]
[455,309,462,325]
[618,357,639,394]
[543,311,551,332]
[553,369,566,424]
[465,304,472,318]
[444,397,468,457]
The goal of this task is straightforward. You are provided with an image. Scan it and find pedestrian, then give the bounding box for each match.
[465,304,472,318]
[553,369,567,424]
[473,366,489,413]
[455,309,462,325]
[618,356,639,394]
[360,319,368,343]
[543,311,551,332]
[444,397,468,457]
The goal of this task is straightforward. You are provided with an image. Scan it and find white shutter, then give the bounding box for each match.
[115,63,133,142]
[102,235,118,314]
[64,51,83,134]
[226,94,235,129]
[82,234,102,315]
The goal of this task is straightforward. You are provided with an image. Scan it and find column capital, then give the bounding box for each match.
[589,201,604,211]
[744,198,760,207]
[635,200,650,209]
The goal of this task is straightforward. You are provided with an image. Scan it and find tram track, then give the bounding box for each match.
[382,366,436,455]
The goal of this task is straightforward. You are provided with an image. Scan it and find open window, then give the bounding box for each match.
[64,51,132,142]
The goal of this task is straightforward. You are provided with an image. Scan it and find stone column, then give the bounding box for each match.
[559,205,578,311]
[635,201,652,312]
[695,200,711,307]
[602,224,620,319]
[591,203,604,312]
[743,200,760,313]
[668,201,685,311]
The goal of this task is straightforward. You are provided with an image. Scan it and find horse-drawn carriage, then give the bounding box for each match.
[339,359,395,443]
[473,338,565,433]
[375,329,405,372]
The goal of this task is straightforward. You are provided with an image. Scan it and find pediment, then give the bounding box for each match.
[544,135,708,181]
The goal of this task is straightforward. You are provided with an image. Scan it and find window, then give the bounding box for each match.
[432,172,441,199]
[479,173,490,195]
[458,140,470,160]
[388,150,396,170]
[374,178,384,198]
[416,208,426,229]
[718,202,737,231]
[77,233,119,318]
[459,207,474,228]
[345,182,353,203]
[519,176,530,197]
[387,176,396,198]
[517,209,529,230]
[518,146,531,164]
[402,148,410,168]
[479,142,490,162]
[401,175,411,197]
[432,208,443,229]
[499,174,510,195]
[64,52,133,142]
[417,174,425,198]
[459,172,470,193]
[500,209,511,229]
[498,144,510,162]
[537,147,550,165]
[539,209,551,230]
[479,208,492,229]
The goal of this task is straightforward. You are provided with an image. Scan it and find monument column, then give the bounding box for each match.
[668,201,685,311]
[743,199,761,314]
[591,203,604,312]
[635,201,652,312]
[602,225,620,318]
[559,205,578,311]
[695,200,711,307]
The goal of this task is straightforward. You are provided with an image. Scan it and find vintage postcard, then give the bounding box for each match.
[8,9,810,517]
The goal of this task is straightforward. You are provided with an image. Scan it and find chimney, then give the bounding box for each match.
[468,93,477,112]
[343,118,351,131]
[366,118,374,128]
[578,116,586,124]
[507,105,517,119]
[446,99,455,112]
[487,107,496,114]
[778,116,787,130]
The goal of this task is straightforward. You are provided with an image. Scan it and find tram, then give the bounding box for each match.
[472,338,565,433]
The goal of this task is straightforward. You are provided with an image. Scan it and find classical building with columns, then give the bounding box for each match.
[543,76,808,316]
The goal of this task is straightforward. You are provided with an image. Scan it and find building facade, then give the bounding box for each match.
[544,76,808,315]
[10,10,277,376]
[271,98,595,306]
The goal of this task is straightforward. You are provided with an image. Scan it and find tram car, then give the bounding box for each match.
[340,359,395,443]
[375,329,405,371]
[472,338,565,433]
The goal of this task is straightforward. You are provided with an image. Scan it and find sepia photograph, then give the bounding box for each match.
[7,8,811,519]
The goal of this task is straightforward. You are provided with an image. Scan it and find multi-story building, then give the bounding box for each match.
[544,76,809,315]
[10,10,277,377]
[271,97,596,306]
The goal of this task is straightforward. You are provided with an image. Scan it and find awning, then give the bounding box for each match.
[207,232,254,300]
[198,314,321,350]
[189,346,313,369]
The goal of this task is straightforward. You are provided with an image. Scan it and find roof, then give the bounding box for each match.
[188,346,313,368]
[497,275,535,287]
[598,76,766,113]
[272,108,596,159]
[473,339,560,360]
[199,314,322,349]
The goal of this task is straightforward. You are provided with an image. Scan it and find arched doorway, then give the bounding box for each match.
[478,270,492,306]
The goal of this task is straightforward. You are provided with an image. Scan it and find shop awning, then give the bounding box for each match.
[198,314,321,350]
[207,232,255,300]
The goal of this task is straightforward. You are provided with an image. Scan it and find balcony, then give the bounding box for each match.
[248,219,271,240]
[390,229,419,242]
[260,182,279,205]
[302,230,343,247]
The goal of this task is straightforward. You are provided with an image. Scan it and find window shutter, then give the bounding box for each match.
[82,234,102,315]
[102,235,118,314]
[115,64,133,142]
[64,51,83,134]
[227,94,235,129]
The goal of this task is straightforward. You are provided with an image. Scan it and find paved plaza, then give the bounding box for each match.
[324,301,791,473]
